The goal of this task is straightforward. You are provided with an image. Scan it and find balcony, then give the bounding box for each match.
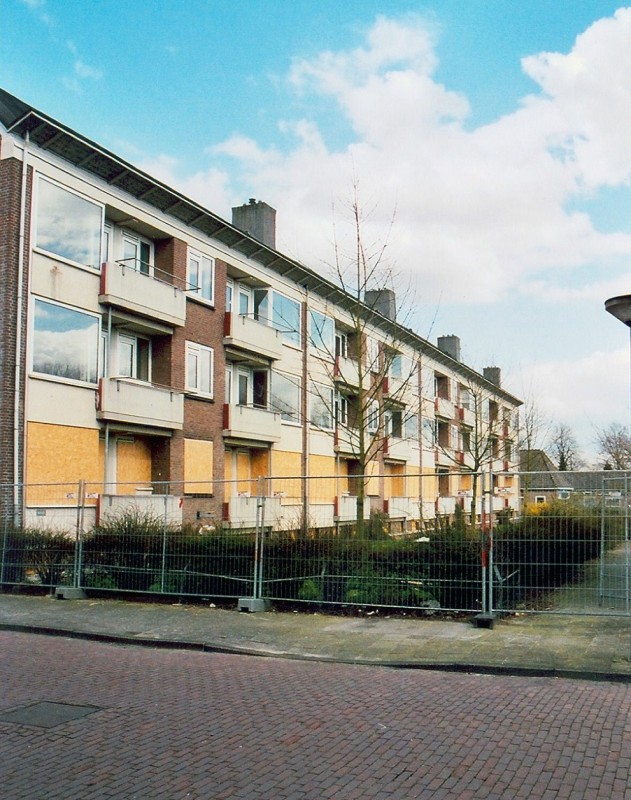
[224,312,283,361]
[386,497,420,520]
[435,397,455,419]
[97,378,183,430]
[384,437,413,462]
[334,425,360,456]
[333,355,360,389]
[223,403,282,443]
[336,495,371,522]
[99,260,186,327]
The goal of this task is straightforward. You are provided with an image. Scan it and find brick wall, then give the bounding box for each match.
[0,147,31,516]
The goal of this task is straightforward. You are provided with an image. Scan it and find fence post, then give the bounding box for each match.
[488,471,495,615]
[237,476,269,612]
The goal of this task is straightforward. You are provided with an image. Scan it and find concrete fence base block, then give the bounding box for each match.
[237,598,271,613]
[55,587,88,600]
[473,613,496,629]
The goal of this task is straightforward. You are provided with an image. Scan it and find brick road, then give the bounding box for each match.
[1,631,631,799]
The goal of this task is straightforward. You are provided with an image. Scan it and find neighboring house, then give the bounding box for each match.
[520,450,626,507]
[0,87,522,532]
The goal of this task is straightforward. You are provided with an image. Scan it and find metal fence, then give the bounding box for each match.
[1,470,630,616]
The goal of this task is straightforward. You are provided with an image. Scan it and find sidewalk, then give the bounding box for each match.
[2,593,631,680]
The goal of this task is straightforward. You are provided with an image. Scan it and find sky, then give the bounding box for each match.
[3,0,631,463]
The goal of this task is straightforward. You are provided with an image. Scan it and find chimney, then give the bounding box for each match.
[232,199,276,249]
[483,367,501,387]
[437,335,461,362]
[364,289,396,321]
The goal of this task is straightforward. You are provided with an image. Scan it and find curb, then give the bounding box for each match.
[3,622,631,684]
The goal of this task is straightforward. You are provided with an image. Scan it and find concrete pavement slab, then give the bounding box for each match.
[1,593,631,679]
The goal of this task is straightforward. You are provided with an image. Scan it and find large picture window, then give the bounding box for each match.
[187,250,215,304]
[272,292,301,346]
[271,372,300,423]
[309,310,334,356]
[32,298,99,384]
[35,179,103,269]
[309,382,334,430]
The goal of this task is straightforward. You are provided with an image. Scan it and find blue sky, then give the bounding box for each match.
[3,0,631,461]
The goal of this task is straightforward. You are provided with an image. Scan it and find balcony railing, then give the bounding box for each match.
[333,355,360,388]
[435,396,455,419]
[223,403,282,443]
[97,378,184,430]
[384,436,413,462]
[334,425,360,455]
[224,312,283,361]
[99,260,186,327]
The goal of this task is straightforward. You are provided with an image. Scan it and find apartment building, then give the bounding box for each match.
[0,87,521,531]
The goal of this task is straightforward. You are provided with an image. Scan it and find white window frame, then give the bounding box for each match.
[121,229,154,276]
[185,341,214,398]
[116,332,151,382]
[35,176,104,271]
[187,248,215,305]
[309,382,334,430]
[367,401,379,433]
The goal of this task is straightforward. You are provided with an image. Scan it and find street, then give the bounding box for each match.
[1,631,630,799]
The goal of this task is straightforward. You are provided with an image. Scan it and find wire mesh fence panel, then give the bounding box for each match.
[493,471,631,615]
[257,474,485,612]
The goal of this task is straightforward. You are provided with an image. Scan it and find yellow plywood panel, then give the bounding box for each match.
[26,422,102,505]
[235,450,252,494]
[117,438,152,494]
[184,438,214,494]
[420,472,438,499]
[309,454,337,501]
[385,464,405,499]
[459,473,473,492]
[270,450,302,498]
[251,449,270,480]
[365,460,379,497]
[224,449,233,482]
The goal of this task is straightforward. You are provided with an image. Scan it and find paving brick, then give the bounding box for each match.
[2,630,631,799]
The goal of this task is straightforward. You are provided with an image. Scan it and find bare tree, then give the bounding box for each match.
[548,423,582,471]
[306,188,419,535]
[432,379,510,526]
[518,394,550,468]
[595,423,631,470]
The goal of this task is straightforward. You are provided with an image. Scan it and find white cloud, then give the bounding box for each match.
[520,347,630,458]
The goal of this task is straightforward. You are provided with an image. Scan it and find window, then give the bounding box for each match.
[366,337,379,371]
[238,286,252,316]
[385,408,403,439]
[187,249,215,304]
[309,310,334,355]
[422,418,435,447]
[272,292,301,346]
[462,428,471,452]
[36,178,102,269]
[228,366,268,407]
[460,387,472,410]
[226,280,233,312]
[270,372,300,423]
[122,231,153,275]
[335,332,349,359]
[32,298,99,384]
[404,413,418,439]
[435,373,449,400]
[186,342,213,397]
[254,288,270,323]
[309,383,334,429]
[389,353,403,379]
[335,394,349,426]
[118,333,150,381]
[367,401,379,433]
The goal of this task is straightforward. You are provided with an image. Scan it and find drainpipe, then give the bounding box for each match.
[13,131,29,524]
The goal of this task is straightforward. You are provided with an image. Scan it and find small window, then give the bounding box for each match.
[238,285,252,316]
[36,178,103,269]
[335,332,349,359]
[118,333,151,382]
[32,298,100,384]
[186,342,214,397]
[226,279,233,312]
[366,337,379,372]
[187,250,215,304]
[385,409,403,439]
[122,231,153,275]
[367,401,379,433]
[335,394,349,426]
[422,417,435,447]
